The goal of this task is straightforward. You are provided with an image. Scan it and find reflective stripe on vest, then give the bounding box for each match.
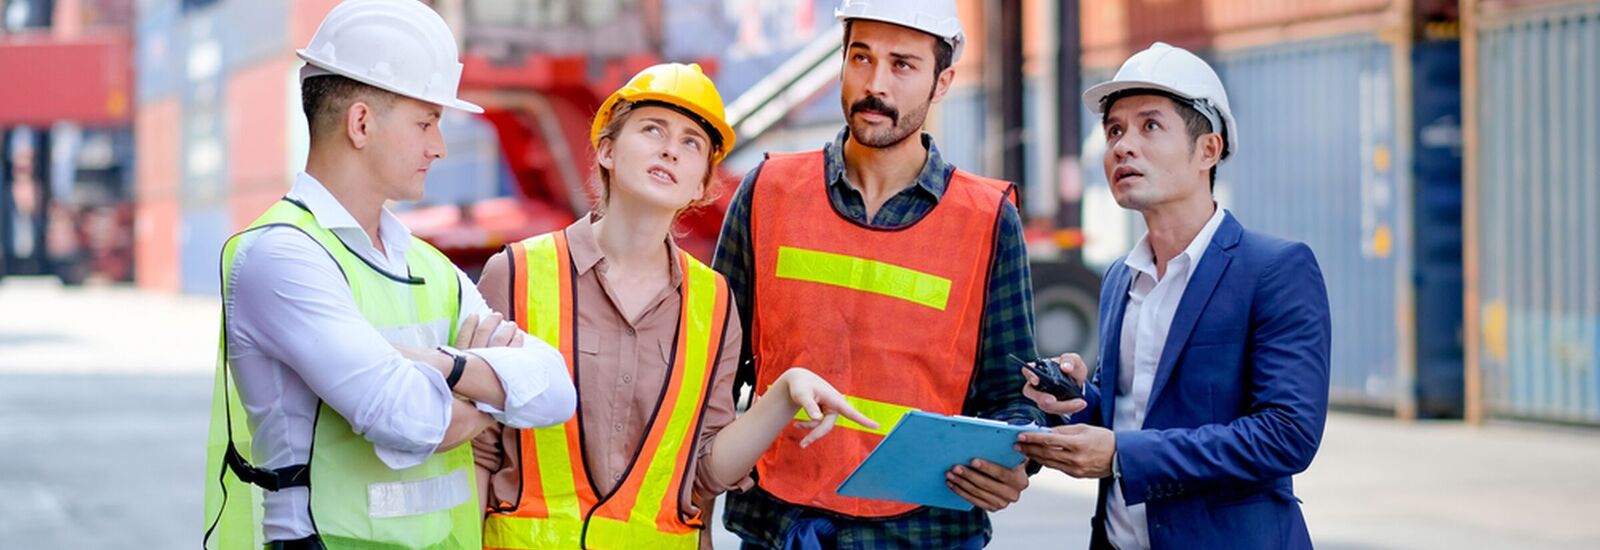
[747,149,1011,518]
[775,246,952,311]
[204,199,479,549]
[787,390,917,437]
[484,230,728,550]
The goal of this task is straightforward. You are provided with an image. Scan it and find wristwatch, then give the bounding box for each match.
[436,345,468,389]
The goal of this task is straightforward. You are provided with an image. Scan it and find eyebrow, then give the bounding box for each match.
[847,42,925,63]
[1105,109,1168,126]
[640,116,708,141]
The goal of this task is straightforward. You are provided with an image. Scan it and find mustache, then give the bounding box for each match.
[850,96,900,124]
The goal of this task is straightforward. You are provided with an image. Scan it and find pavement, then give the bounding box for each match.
[2,277,1598,549]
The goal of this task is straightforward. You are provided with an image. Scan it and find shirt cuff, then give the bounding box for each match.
[467,344,574,429]
[372,361,452,469]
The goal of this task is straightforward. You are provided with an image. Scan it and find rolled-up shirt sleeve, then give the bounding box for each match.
[690,305,753,506]
[231,228,454,470]
[455,269,577,429]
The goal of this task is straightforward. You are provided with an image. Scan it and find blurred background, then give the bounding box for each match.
[1,0,1598,548]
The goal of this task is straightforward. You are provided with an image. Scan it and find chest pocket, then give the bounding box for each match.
[579,335,601,356]
[659,339,675,366]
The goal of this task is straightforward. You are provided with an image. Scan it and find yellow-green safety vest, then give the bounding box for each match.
[202,198,480,549]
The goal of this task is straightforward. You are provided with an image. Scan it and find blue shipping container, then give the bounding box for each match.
[1474,2,1600,424]
[1216,35,1407,410]
[179,207,230,296]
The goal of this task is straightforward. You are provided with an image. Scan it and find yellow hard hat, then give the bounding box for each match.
[591,63,737,163]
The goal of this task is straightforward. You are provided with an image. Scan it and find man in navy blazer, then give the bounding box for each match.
[1016,43,1331,550]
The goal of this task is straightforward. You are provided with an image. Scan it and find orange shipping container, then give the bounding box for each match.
[227,56,295,229]
[135,198,179,292]
[1081,0,1396,67]
[135,97,181,291]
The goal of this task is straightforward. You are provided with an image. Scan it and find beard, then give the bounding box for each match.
[844,94,928,148]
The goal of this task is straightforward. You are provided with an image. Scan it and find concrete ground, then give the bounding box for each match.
[3,277,1598,549]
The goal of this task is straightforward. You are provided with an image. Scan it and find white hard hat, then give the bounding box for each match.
[835,0,965,63]
[297,0,483,114]
[1083,42,1236,159]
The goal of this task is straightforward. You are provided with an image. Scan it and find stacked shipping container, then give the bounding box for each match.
[1469,0,1600,424]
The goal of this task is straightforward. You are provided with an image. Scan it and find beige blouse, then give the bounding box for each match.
[472,215,750,520]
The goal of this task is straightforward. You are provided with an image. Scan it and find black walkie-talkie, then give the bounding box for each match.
[1008,354,1084,401]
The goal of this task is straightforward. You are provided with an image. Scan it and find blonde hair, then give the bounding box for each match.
[590,101,724,217]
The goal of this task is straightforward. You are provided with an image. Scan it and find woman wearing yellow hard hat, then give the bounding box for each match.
[471,63,870,549]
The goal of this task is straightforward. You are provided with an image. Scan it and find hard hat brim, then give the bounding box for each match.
[297,51,485,115]
[1082,79,1197,115]
[834,13,964,62]
[591,91,737,164]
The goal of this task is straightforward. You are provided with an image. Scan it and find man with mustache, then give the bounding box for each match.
[712,1,1043,548]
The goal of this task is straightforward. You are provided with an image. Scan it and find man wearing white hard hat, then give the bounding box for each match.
[713,0,1044,547]
[201,1,575,548]
[1013,42,1331,549]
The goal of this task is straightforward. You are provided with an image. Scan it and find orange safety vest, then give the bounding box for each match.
[748,149,1014,518]
[483,230,731,549]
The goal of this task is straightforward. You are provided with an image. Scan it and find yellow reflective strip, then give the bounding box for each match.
[522,235,561,348]
[631,259,718,526]
[482,514,583,549]
[787,392,917,437]
[585,516,698,550]
[774,246,951,310]
[520,236,582,523]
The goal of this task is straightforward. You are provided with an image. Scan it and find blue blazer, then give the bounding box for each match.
[1069,211,1331,550]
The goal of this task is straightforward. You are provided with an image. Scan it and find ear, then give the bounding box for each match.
[596,137,616,172]
[691,172,710,204]
[346,102,373,149]
[930,66,955,104]
[1195,132,1224,171]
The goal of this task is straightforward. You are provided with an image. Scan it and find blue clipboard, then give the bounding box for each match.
[835,410,1047,511]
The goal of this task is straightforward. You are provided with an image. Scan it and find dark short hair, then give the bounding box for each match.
[843,20,955,97]
[300,74,398,141]
[1100,89,1220,190]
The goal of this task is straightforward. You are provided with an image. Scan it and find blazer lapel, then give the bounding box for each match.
[1145,212,1243,415]
[1098,262,1133,428]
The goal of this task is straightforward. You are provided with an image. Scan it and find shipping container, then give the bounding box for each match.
[1470,0,1600,424]
[135,197,180,292]
[135,0,184,104]
[1080,0,1396,67]
[0,35,134,126]
[225,55,295,229]
[218,0,288,71]
[1216,36,1409,410]
[178,207,229,295]
[134,98,182,290]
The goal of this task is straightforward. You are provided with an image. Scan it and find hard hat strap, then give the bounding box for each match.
[1189,98,1224,139]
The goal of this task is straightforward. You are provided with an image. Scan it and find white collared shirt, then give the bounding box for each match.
[223,173,576,542]
[1105,206,1227,550]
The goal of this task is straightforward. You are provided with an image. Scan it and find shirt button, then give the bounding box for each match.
[622,374,632,384]
[613,422,624,432]
[625,326,635,336]
[613,473,622,481]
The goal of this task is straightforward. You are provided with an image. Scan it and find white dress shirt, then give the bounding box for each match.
[1105,206,1226,550]
[223,173,576,542]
